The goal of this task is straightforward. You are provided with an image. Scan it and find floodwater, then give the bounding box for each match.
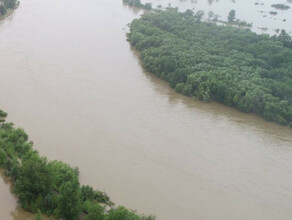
[0,0,292,219]
[142,0,292,34]
[0,171,37,219]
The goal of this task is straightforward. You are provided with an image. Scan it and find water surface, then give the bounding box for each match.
[0,0,292,219]
[141,0,292,34]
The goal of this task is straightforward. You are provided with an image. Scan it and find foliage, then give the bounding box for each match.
[0,110,155,219]
[0,0,17,16]
[34,210,43,220]
[274,29,292,48]
[123,0,152,10]
[57,176,81,220]
[227,9,236,22]
[0,109,7,123]
[84,201,105,220]
[106,206,141,220]
[81,185,114,207]
[0,5,7,15]
[127,9,292,126]
[271,4,290,10]
[14,156,52,212]
[123,0,142,7]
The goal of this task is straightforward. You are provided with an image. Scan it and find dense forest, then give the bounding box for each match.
[0,110,155,220]
[127,8,292,126]
[0,0,18,16]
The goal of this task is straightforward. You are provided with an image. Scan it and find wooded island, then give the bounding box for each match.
[127,8,292,126]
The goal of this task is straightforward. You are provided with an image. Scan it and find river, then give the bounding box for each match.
[0,0,292,219]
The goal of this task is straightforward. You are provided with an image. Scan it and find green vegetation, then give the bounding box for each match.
[123,0,152,10]
[227,10,252,28]
[227,9,236,22]
[127,9,292,126]
[34,210,43,220]
[0,109,7,123]
[0,0,18,16]
[271,4,290,10]
[269,11,278,15]
[272,29,292,48]
[0,110,155,220]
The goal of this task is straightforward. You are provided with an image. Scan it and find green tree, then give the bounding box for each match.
[144,3,152,10]
[14,156,52,212]
[106,206,140,220]
[34,210,43,220]
[228,9,236,22]
[84,202,105,220]
[194,10,204,21]
[3,0,16,9]
[57,175,81,220]
[0,109,7,123]
[277,29,292,48]
[0,5,7,15]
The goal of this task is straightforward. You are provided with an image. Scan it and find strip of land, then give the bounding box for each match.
[0,110,155,220]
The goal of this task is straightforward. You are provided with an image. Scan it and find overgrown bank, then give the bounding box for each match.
[127,9,292,126]
[0,0,19,19]
[0,110,154,220]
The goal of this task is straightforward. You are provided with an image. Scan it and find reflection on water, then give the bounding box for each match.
[0,0,292,219]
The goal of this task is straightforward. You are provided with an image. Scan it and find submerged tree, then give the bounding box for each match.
[0,109,7,123]
[228,9,236,22]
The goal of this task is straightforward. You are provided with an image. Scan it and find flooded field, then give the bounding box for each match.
[141,0,292,34]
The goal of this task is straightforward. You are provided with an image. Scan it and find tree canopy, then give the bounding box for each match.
[0,0,17,16]
[127,8,292,126]
[0,110,155,219]
[123,0,152,10]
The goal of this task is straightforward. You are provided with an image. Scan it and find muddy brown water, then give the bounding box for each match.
[0,0,292,219]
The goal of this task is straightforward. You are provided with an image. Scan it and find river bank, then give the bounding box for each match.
[1,0,292,219]
[0,2,19,22]
[0,169,39,220]
[0,109,154,219]
[0,9,15,21]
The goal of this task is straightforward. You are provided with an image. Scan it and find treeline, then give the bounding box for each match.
[123,0,152,10]
[127,8,292,126]
[0,0,18,16]
[0,111,155,220]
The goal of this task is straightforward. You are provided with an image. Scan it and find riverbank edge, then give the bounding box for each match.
[0,110,155,220]
[0,2,19,22]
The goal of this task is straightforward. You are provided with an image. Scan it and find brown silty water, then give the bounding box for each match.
[0,0,292,219]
